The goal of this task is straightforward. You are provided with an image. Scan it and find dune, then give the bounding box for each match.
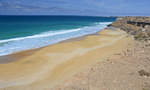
[0,29,134,90]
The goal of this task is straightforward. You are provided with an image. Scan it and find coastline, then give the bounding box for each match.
[52,17,150,90]
[0,27,134,89]
[0,31,100,64]
[0,16,114,57]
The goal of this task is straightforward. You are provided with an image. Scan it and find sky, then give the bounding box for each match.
[0,0,150,16]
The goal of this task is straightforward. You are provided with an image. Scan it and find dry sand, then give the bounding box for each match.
[0,29,134,90]
[53,41,150,90]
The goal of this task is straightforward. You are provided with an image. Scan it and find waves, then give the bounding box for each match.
[0,22,112,56]
[0,29,82,43]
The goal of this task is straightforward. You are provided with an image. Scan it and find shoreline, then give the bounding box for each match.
[0,30,100,64]
[0,28,134,89]
[0,20,111,58]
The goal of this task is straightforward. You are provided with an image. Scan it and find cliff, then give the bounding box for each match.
[108,17,150,41]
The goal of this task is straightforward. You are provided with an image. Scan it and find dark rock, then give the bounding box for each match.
[138,69,150,77]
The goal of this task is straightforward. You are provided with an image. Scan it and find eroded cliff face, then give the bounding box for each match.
[108,17,150,41]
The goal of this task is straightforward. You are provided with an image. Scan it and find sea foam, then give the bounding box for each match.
[0,22,112,56]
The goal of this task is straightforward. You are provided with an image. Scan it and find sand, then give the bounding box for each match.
[52,40,150,90]
[0,29,134,90]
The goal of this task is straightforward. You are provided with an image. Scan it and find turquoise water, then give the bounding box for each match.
[0,16,116,56]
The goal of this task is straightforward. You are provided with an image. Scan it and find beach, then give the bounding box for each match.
[0,16,115,56]
[0,28,134,90]
[0,0,149,89]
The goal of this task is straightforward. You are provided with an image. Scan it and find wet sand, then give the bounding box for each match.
[0,29,134,90]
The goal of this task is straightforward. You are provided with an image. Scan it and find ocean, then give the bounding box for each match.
[0,16,116,56]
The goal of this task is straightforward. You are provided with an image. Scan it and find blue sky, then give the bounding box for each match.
[0,0,150,16]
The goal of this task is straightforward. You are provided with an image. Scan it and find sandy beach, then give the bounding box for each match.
[0,28,134,90]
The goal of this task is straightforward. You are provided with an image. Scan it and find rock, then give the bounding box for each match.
[109,17,150,41]
[138,69,150,77]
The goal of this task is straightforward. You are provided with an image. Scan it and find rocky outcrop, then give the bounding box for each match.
[108,17,150,41]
